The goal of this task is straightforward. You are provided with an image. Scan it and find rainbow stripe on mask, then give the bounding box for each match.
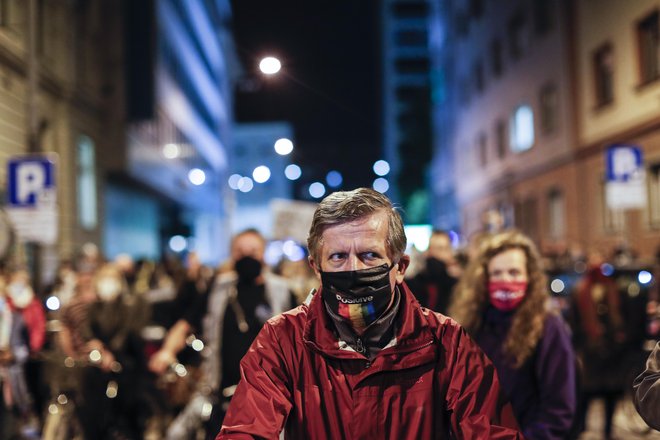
[338,301,377,330]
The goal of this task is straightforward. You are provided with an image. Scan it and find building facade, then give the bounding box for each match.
[382,0,434,224]
[574,0,660,260]
[434,0,578,255]
[431,0,660,261]
[0,1,125,280]
[109,0,237,264]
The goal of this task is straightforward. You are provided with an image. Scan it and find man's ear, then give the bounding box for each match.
[308,256,321,281]
[394,255,411,284]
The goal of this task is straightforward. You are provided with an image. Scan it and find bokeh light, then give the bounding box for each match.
[228,174,242,190]
[274,138,294,155]
[238,176,254,192]
[285,164,302,180]
[253,165,271,183]
[188,168,206,186]
[309,182,326,198]
[169,235,187,252]
[373,177,389,193]
[163,143,179,159]
[373,160,390,176]
[326,170,343,188]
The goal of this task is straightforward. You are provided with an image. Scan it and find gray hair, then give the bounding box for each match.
[307,188,406,263]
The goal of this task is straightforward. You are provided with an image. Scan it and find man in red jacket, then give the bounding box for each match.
[217,188,522,439]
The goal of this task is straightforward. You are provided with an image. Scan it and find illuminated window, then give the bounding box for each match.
[510,104,534,152]
[77,135,97,230]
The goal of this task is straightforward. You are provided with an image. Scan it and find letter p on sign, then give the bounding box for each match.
[7,156,56,207]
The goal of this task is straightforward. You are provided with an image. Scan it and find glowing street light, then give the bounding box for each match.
[274,138,294,155]
[259,56,281,75]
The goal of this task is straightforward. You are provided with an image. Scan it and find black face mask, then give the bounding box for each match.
[320,263,395,330]
[234,256,263,283]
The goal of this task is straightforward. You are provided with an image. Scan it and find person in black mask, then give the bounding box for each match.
[216,188,523,439]
[408,229,459,314]
[148,229,293,439]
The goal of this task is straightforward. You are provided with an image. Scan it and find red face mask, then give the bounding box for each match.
[488,280,528,312]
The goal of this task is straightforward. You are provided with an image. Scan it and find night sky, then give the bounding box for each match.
[230,1,382,199]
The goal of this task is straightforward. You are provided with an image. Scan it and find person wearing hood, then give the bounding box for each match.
[408,229,459,314]
[449,230,577,440]
[216,189,522,440]
[149,228,294,439]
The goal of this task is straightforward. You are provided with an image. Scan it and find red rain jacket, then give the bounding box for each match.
[217,282,522,439]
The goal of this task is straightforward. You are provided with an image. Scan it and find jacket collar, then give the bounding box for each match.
[303,281,435,360]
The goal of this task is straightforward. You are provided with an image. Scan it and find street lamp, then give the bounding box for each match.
[259,56,281,75]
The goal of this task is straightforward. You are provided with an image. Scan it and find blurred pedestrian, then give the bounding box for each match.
[570,250,630,439]
[0,271,31,439]
[450,230,577,439]
[6,268,46,428]
[217,188,522,439]
[77,263,150,440]
[149,229,293,439]
[407,229,459,314]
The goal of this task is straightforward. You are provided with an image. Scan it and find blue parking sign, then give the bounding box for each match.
[7,156,56,207]
[606,144,643,182]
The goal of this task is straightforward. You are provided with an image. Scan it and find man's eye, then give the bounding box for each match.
[329,254,346,261]
[362,252,380,260]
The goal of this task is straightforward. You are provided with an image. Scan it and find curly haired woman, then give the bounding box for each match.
[449,230,576,439]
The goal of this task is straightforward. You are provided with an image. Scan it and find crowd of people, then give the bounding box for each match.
[0,187,657,439]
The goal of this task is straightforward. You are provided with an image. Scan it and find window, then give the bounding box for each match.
[649,163,660,228]
[470,0,483,19]
[593,43,614,106]
[510,104,535,152]
[533,0,554,36]
[77,135,97,230]
[547,189,565,240]
[394,57,430,75]
[459,78,471,105]
[456,12,469,37]
[491,39,503,77]
[495,120,507,159]
[508,11,527,61]
[514,197,539,243]
[474,61,485,93]
[392,2,429,18]
[478,133,487,167]
[638,10,660,85]
[395,30,427,47]
[539,83,558,134]
[0,0,22,34]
